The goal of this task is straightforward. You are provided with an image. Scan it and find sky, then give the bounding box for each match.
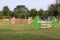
[0,0,55,11]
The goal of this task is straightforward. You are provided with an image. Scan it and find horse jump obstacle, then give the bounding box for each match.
[33,16,57,30]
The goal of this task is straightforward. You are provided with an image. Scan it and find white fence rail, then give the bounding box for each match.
[39,21,53,28]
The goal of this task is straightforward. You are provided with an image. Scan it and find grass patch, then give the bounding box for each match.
[0,19,60,40]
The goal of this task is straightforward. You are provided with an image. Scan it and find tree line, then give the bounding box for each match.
[0,3,60,19]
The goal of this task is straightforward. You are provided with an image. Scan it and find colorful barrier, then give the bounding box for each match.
[33,16,57,30]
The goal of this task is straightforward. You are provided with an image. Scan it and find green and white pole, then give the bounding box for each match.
[30,17,33,24]
[53,16,57,28]
[34,16,39,30]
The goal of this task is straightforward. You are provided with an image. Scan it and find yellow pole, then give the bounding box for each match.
[2,16,4,23]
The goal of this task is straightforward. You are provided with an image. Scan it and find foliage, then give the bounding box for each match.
[48,4,60,16]
[0,4,60,18]
[14,5,29,18]
[2,6,9,16]
[29,8,37,18]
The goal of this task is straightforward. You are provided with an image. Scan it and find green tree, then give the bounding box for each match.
[38,9,44,17]
[29,8,37,18]
[2,6,11,18]
[48,4,60,16]
[44,10,49,16]
[57,8,60,15]
[8,11,14,18]
[14,5,29,18]
[2,6,9,16]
